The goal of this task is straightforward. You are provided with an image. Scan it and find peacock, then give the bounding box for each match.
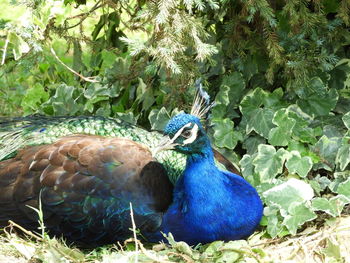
[0,93,263,247]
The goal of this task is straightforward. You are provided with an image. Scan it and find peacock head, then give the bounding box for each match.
[154,81,214,156]
[155,113,210,155]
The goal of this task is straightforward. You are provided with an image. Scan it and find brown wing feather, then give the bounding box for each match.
[0,134,173,244]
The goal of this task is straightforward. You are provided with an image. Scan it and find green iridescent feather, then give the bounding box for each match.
[0,115,186,183]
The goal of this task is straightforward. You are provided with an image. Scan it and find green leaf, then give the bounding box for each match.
[115,112,136,124]
[239,154,261,187]
[247,108,275,138]
[204,240,225,255]
[240,88,284,138]
[84,83,119,99]
[214,85,230,107]
[287,105,318,144]
[343,111,350,129]
[265,214,283,238]
[285,151,313,178]
[240,88,266,116]
[287,140,321,163]
[263,178,314,211]
[312,196,350,217]
[213,118,242,150]
[242,136,266,155]
[336,138,350,171]
[95,102,111,117]
[283,202,317,235]
[239,154,255,179]
[268,108,296,146]
[8,31,30,60]
[136,78,155,112]
[84,96,109,113]
[101,50,118,70]
[252,145,288,181]
[296,78,339,116]
[148,107,171,131]
[212,73,245,119]
[336,177,350,198]
[72,40,85,73]
[322,239,343,261]
[220,72,245,105]
[312,135,342,170]
[42,84,83,115]
[21,83,49,114]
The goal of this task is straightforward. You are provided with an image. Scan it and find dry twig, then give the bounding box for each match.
[50,47,99,83]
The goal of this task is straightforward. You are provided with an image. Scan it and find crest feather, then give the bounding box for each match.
[190,79,215,119]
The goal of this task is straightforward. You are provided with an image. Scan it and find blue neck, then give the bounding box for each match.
[186,138,214,167]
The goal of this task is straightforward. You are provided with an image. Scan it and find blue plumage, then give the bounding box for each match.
[145,113,263,245]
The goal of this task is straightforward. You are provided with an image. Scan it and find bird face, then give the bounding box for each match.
[154,113,208,155]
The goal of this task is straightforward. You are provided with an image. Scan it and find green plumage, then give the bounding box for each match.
[0,115,186,183]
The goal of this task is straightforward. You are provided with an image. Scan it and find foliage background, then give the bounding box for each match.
[1,0,350,253]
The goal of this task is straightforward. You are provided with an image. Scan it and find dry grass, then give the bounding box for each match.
[0,216,349,263]
[253,216,350,262]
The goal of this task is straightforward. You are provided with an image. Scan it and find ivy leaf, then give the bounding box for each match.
[242,136,266,155]
[312,135,342,170]
[21,83,49,114]
[265,214,283,238]
[220,72,245,105]
[282,202,317,235]
[212,73,245,119]
[239,154,254,177]
[268,108,296,146]
[312,196,350,217]
[263,178,314,211]
[296,78,339,117]
[136,78,155,111]
[335,138,350,171]
[148,107,171,131]
[212,86,237,120]
[285,151,313,178]
[252,144,288,182]
[287,140,321,163]
[42,84,83,115]
[336,177,350,198]
[240,88,266,116]
[343,111,350,129]
[8,31,30,60]
[115,112,137,124]
[95,102,111,117]
[213,118,242,150]
[240,88,284,138]
[247,108,275,138]
[84,83,120,99]
[322,239,343,262]
[84,96,109,113]
[239,154,259,186]
[287,106,318,144]
[213,85,230,107]
[101,50,118,71]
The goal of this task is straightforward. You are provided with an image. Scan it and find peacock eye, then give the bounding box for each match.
[181,130,192,138]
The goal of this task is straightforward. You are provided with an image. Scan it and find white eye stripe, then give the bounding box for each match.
[183,124,199,145]
[170,123,193,143]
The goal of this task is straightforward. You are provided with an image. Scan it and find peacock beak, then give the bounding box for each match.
[152,136,178,157]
